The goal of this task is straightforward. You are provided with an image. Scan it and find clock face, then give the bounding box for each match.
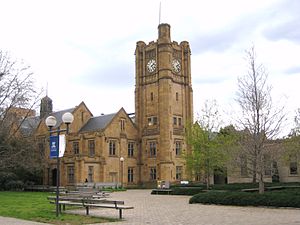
[147,59,156,73]
[172,59,181,73]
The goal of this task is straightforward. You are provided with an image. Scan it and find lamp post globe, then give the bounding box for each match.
[62,112,74,124]
[45,116,57,128]
[120,157,124,162]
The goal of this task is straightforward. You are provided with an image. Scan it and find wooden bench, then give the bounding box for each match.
[48,196,133,219]
[62,189,110,198]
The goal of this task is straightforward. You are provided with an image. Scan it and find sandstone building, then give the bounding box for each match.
[35,24,193,188]
[31,24,300,188]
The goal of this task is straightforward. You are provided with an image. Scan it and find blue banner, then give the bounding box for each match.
[50,136,59,158]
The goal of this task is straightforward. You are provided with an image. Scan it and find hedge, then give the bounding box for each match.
[189,189,300,208]
[171,187,204,195]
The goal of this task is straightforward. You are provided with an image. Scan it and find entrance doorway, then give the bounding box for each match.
[52,169,57,186]
[213,169,227,184]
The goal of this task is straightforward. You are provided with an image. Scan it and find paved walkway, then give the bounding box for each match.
[1,189,300,225]
[0,216,48,225]
[77,189,300,225]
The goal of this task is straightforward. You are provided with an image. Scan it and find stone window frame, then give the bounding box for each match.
[128,167,134,183]
[67,166,75,183]
[88,139,95,157]
[120,118,125,131]
[109,140,116,156]
[150,167,157,180]
[175,141,182,156]
[128,142,134,157]
[149,141,157,157]
[73,141,79,155]
[88,166,94,182]
[148,116,158,126]
[176,166,182,180]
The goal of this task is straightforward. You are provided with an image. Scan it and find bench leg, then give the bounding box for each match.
[119,209,122,219]
[86,206,89,215]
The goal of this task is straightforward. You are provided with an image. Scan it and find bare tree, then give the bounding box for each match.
[235,46,285,193]
[290,109,300,136]
[0,50,42,177]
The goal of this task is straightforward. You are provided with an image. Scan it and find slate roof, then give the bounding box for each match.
[80,113,116,132]
[50,108,75,129]
[20,116,40,136]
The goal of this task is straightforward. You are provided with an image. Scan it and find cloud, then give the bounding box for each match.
[284,66,300,75]
[193,75,230,85]
[263,19,300,43]
[190,13,266,54]
[262,0,300,43]
[73,62,134,87]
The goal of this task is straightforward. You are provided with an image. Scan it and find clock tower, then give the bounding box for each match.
[135,24,193,186]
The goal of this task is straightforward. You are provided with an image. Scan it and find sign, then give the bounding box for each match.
[58,134,66,157]
[49,134,66,158]
[50,136,59,158]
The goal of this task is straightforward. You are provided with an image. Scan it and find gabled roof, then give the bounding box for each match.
[79,113,116,132]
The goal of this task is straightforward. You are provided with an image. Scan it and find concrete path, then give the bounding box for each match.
[0,216,49,225]
[1,189,300,225]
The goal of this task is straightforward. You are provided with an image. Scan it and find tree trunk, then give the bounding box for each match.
[259,173,264,194]
[252,160,257,183]
[206,171,210,189]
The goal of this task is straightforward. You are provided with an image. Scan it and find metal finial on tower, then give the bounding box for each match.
[46,82,48,96]
[159,1,161,25]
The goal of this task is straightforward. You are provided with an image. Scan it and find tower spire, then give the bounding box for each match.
[159,2,161,25]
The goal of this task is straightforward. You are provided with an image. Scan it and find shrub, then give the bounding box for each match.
[171,187,204,195]
[4,180,24,191]
[0,172,18,190]
[189,190,300,208]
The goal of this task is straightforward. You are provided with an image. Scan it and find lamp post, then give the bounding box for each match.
[120,157,124,189]
[45,112,74,217]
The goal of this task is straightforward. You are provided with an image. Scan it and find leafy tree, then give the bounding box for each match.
[185,100,235,189]
[283,109,300,168]
[235,46,285,193]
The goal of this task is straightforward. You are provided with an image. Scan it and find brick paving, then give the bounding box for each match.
[1,189,300,225]
[84,189,300,225]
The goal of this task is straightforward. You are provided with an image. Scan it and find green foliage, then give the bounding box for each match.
[0,192,117,224]
[189,188,300,208]
[100,186,126,192]
[0,172,18,190]
[0,168,42,190]
[171,187,204,195]
[211,183,259,191]
[185,122,237,187]
[282,134,300,162]
[4,180,24,191]
[171,182,300,196]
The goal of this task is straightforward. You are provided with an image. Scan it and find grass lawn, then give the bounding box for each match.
[0,191,118,224]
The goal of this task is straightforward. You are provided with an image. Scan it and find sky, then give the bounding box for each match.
[0,0,299,136]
